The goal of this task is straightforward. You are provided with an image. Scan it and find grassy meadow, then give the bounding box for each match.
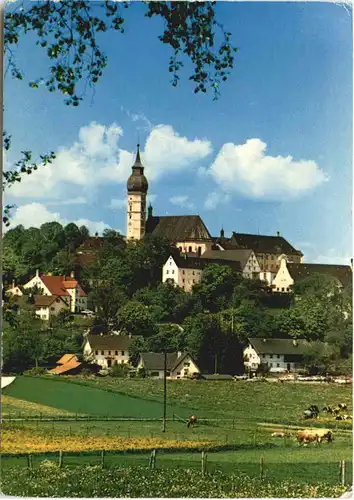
[1,375,352,496]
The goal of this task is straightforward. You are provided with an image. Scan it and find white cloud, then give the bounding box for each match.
[9,203,111,236]
[207,138,328,200]
[144,125,212,181]
[204,191,231,211]
[170,195,194,210]
[8,122,211,203]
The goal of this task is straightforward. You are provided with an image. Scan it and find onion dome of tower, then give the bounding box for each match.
[127,144,148,193]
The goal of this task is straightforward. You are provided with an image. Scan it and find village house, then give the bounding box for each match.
[201,248,261,279]
[18,271,87,312]
[212,230,303,273]
[83,334,134,368]
[137,351,200,379]
[34,295,69,321]
[162,254,241,292]
[243,338,314,374]
[271,257,352,293]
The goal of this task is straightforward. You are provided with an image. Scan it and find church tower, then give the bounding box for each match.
[127,144,148,240]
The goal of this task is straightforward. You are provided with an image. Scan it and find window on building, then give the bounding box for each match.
[115,351,118,355]
[166,371,171,376]
[277,355,280,359]
[179,247,182,251]
[121,351,125,356]
[192,271,195,275]
[269,363,273,367]
[151,371,159,377]
[192,279,195,283]
[172,270,174,274]
[270,354,273,358]
[166,270,169,275]
[50,307,55,311]
[95,350,98,355]
[281,287,284,292]
[182,279,185,283]
[184,362,190,367]
[56,298,60,303]
[277,363,280,368]
[177,371,181,375]
[107,359,112,367]
[101,350,104,355]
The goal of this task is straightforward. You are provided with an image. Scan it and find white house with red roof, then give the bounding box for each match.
[22,270,87,312]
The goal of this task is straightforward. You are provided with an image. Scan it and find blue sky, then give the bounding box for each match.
[5,1,352,264]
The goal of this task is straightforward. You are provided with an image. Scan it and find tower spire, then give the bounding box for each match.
[134,143,142,167]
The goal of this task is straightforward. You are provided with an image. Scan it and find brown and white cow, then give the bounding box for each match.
[297,429,333,445]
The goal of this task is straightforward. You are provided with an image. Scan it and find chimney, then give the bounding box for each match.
[36,269,39,277]
[12,280,15,289]
[276,231,280,237]
[95,232,99,238]
[220,227,225,238]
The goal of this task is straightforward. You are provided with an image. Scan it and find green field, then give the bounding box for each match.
[2,376,353,497]
[4,376,191,418]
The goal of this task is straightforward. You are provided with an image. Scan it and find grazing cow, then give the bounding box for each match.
[303,406,319,419]
[322,405,333,414]
[297,430,320,445]
[338,415,352,421]
[297,429,333,445]
[187,415,197,428]
[338,403,347,411]
[316,430,334,443]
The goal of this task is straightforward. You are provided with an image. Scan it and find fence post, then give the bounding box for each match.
[58,450,63,468]
[341,460,345,487]
[101,450,105,469]
[27,454,33,470]
[151,449,156,470]
[259,456,264,480]
[201,451,207,476]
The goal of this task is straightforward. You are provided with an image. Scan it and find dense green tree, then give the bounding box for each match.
[2,246,29,283]
[117,301,157,337]
[193,263,237,312]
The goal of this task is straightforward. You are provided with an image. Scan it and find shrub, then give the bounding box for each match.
[23,367,47,376]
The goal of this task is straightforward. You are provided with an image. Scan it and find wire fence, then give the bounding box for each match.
[1,449,352,487]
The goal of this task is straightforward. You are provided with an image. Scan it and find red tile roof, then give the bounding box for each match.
[48,359,82,374]
[39,275,87,297]
[40,275,70,296]
[56,354,78,365]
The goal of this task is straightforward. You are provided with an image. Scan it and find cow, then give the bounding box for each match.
[316,430,334,443]
[303,406,319,419]
[271,432,289,438]
[187,415,197,428]
[338,403,347,411]
[297,429,333,445]
[297,430,320,445]
[322,405,333,414]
